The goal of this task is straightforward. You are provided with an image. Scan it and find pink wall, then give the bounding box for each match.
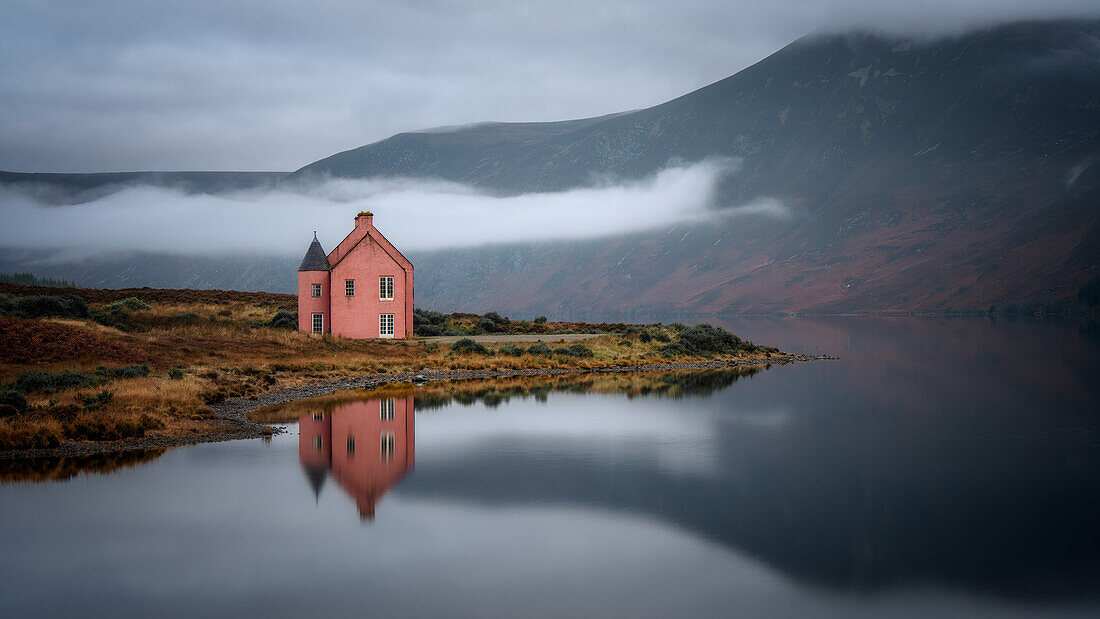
[327,215,414,339]
[297,270,331,333]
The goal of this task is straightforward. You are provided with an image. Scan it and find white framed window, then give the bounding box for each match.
[312,412,323,421]
[379,276,394,300]
[311,313,323,333]
[346,435,356,454]
[311,283,321,297]
[313,435,323,452]
[380,399,394,420]
[380,431,395,459]
[379,313,394,338]
[345,279,355,296]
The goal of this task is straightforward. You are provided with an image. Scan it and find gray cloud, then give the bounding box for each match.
[0,159,789,255]
[2,0,1099,172]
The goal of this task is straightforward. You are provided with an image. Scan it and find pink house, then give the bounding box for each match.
[297,212,414,339]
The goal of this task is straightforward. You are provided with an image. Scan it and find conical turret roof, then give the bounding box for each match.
[298,233,331,271]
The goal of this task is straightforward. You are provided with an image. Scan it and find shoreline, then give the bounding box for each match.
[1,354,831,461]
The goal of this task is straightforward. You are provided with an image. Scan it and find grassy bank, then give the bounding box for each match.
[0,284,789,454]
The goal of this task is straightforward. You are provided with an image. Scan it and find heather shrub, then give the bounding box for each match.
[660,323,746,356]
[78,389,114,411]
[11,370,97,394]
[0,390,28,413]
[94,364,149,379]
[554,343,594,357]
[483,312,510,326]
[168,367,185,380]
[527,342,553,356]
[0,293,89,319]
[498,344,525,356]
[639,331,652,343]
[450,338,491,355]
[619,339,633,347]
[415,324,442,336]
[534,316,547,324]
[268,310,298,329]
[101,297,150,312]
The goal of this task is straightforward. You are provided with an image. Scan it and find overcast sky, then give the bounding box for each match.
[2,0,1098,173]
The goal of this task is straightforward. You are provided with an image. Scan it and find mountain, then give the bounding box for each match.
[295,19,1100,315]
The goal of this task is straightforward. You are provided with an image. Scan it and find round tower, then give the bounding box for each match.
[297,232,331,334]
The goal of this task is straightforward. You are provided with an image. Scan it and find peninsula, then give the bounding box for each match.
[0,282,821,458]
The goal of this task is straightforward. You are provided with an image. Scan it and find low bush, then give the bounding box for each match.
[554,343,594,357]
[477,316,498,333]
[498,344,525,356]
[0,294,89,319]
[639,331,652,343]
[534,316,548,324]
[168,367,185,380]
[618,339,633,347]
[94,364,149,380]
[268,310,298,329]
[415,324,442,336]
[483,312,510,326]
[0,390,28,413]
[101,297,150,312]
[169,311,201,319]
[78,389,114,411]
[527,342,553,356]
[450,338,491,355]
[10,369,97,394]
[660,323,747,357]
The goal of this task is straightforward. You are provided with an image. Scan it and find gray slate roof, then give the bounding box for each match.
[298,235,331,271]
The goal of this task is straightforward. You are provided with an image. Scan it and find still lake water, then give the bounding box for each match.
[2,317,1099,618]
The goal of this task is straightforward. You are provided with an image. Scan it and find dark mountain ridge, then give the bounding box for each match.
[0,171,286,205]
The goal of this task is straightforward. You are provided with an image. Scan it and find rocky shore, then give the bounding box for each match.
[2,354,832,460]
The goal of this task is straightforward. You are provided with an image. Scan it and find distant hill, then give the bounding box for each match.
[4,20,1098,315]
[0,171,286,205]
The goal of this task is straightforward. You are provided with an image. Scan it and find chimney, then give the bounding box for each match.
[355,211,374,230]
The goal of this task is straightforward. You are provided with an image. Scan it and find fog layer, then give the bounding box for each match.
[0,159,789,257]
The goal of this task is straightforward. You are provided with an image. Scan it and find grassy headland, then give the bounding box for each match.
[0,283,802,455]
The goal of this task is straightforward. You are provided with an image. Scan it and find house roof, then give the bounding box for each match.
[298,233,331,271]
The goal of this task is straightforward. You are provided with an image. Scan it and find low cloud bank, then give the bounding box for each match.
[0,159,791,258]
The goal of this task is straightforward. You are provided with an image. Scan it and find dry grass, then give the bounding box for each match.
[1,291,785,452]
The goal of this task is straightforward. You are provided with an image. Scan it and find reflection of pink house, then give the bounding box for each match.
[298,396,415,520]
[297,212,414,339]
